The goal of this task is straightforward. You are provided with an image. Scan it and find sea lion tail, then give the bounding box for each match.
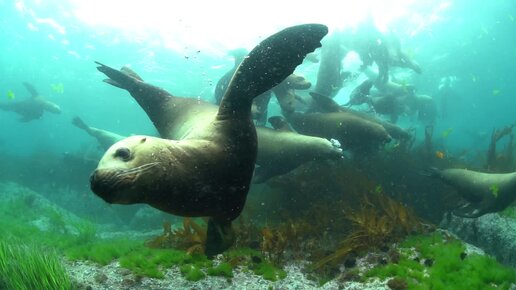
[205,218,235,258]
[95,61,139,91]
[217,24,328,120]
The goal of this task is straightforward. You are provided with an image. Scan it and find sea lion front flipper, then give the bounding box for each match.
[23,82,38,98]
[452,192,498,218]
[309,91,342,113]
[95,62,140,91]
[452,202,486,218]
[121,66,144,81]
[268,116,293,132]
[205,218,235,258]
[218,24,328,120]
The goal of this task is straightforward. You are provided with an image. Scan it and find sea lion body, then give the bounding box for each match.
[434,168,516,218]
[90,24,328,255]
[285,110,391,154]
[0,82,61,122]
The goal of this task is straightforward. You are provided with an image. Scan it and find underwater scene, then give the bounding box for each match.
[1,0,516,289]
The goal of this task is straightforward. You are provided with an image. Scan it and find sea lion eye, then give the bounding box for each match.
[114,147,131,161]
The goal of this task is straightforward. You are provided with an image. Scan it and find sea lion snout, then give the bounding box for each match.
[89,169,126,202]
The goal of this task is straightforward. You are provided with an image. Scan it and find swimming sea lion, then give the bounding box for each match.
[90,24,328,256]
[283,106,391,155]
[0,82,61,122]
[309,92,411,141]
[72,116,126,151]
[430,168,516,218]
[253,116,342,183]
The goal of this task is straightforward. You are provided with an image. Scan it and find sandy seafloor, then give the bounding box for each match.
[67,258,389,290]
[65,235,511,290]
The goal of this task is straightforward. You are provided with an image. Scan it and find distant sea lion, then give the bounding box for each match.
[0,82,61,122]
[90,24,328,256]
[344,79,374,107]
[72,116,126,151]
[430,168,516,218]
[314,32,348,98]
[214,48,248,105]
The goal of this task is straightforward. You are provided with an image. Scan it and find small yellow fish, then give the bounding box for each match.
[442,128,453,138]
[51,83,64,94]
[435,151,445,159]
[7,90,15,100]
[489,184,499,198]
[492,89,501,96]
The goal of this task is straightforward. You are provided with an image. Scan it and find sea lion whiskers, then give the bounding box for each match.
[116,161,161,177]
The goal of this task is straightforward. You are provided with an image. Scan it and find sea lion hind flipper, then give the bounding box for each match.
[72,116,89,130]
[218,24,328,119]
[95,62,139,91]
[419,167,439,177]
[205,218,235,258]
[23,82,38,98]
[452,202,485,218]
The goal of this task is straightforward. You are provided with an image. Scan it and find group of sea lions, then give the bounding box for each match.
[2,23,515,256]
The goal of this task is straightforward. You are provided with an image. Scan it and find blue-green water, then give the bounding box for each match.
[1,0,516,287]
[1,0,515,157]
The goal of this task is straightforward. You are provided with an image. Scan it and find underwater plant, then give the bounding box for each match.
[0,239,72,290]
[312,192,426,270]
[145,218,207,254]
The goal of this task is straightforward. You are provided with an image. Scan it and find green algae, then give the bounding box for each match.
[365,232,516,289]
[0,239,72,290]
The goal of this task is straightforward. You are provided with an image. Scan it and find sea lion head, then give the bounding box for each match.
[275,74,312,113]
[284,74,311,90]
[41,99,62,114]
[90,135,164,204]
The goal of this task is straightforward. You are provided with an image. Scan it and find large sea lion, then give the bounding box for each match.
[0,82,61,122]
[89,24,328,256]
[430,168,516,218]
[72,116,126,151]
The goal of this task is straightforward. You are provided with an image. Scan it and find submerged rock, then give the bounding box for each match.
[441,212,516,267]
